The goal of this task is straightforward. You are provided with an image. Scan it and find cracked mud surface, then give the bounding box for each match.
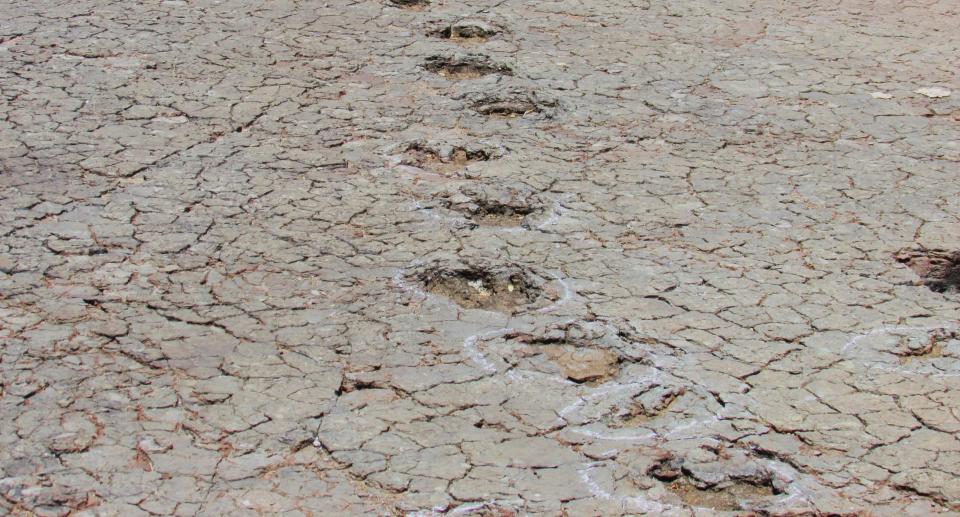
[1,0,959,515]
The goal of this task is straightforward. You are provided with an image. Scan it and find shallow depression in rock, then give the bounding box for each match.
[610,384,686,425]
[896,248,960,293]
[473,96,540,117]
[648,452,781,511]
[416,264,550,312]
[387,0,429,9]
[504,335,621,384]
[666,478,776,511]
[461,88,557,118]
[429,20,502,41]
[423,55,512,80]
[843,326,960,376]
[452,198,539,228]
[399,142,497,175]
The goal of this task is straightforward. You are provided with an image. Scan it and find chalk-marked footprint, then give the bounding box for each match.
[840,323,960,378]
[463,320,725,445]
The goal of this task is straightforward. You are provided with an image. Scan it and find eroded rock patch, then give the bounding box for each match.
[387,0,428,10]
[472,319,669,385]
[842,325,960,376]
[461,199,535,227]
[397,141,502,175]
[429,20,502,41]
[423,54,512,80]
[648,449,781,511]
[612,384,686,425]
[895,328,957,363]
[412,261,553,313]
[425,183,546,228]
[666,478,775,511]
[462,89,558,118]
[506,333,621,384]
[896,248,960,293]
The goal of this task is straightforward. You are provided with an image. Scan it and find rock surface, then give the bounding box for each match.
[1,0,959,514]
